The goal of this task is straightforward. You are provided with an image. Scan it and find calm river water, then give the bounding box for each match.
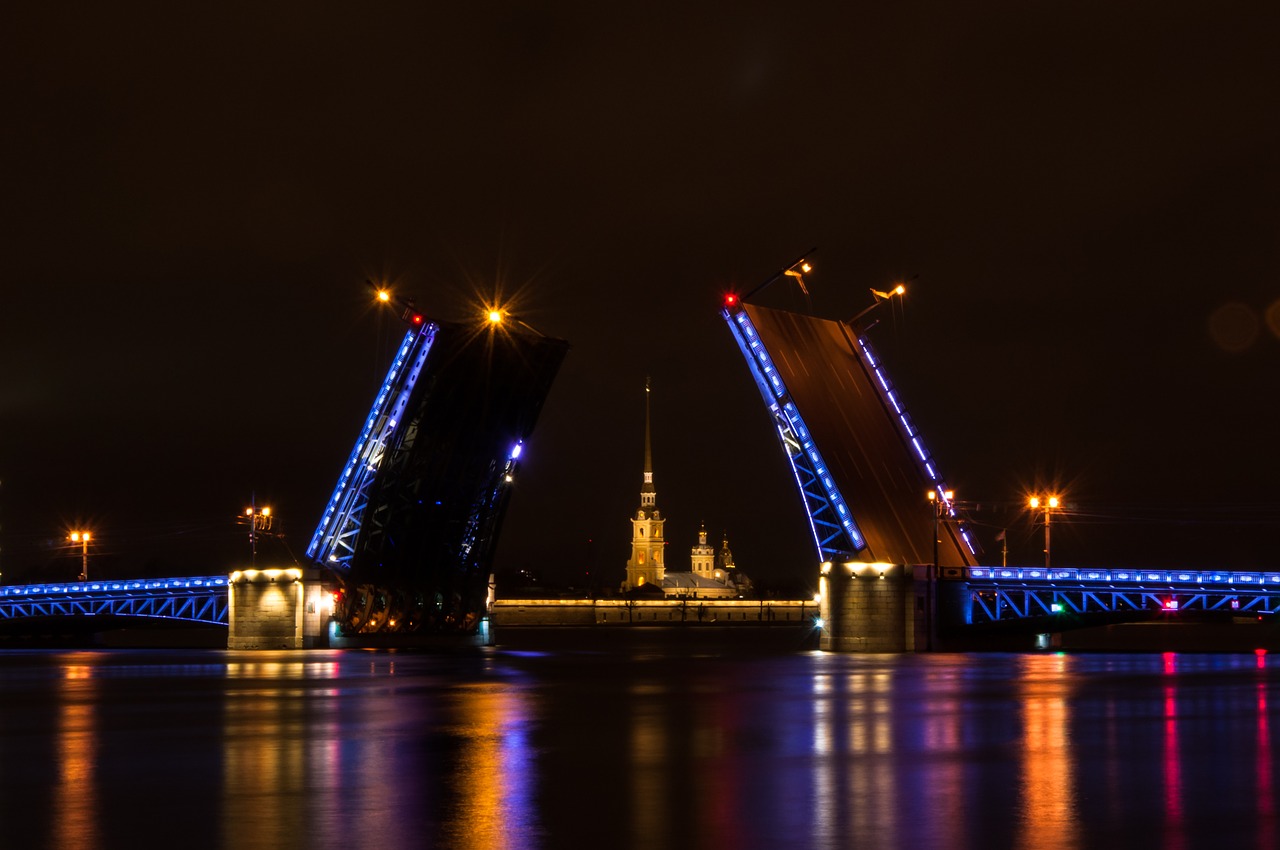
[1,643,1276,849]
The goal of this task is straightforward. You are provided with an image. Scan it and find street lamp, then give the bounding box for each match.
[1028,495,1060,569]
[926,489,954,572]
[742,249,819,300]
[68,530,92,582]
[243,504,273,568]
[848,282,907,325]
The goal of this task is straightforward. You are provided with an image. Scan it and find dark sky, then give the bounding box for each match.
[3,2,1278,587]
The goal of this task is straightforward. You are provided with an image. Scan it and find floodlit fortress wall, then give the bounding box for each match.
[492,598,816,627]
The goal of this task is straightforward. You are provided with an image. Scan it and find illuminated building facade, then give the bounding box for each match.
[624,380,665,590]
[621,381,750,598]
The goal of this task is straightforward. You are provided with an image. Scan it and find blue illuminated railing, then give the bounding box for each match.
[853,334,976,557]
[0,576,230,625]
[967,567,1280,585]
[306,322,438,569]
[724,306,866,560]
[963,567,1280,622]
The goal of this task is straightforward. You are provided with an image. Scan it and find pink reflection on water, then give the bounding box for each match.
[1162,653,1185,850]
[1257,667,1274,850]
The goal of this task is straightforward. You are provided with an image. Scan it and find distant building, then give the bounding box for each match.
[620,380,750,598]
[661,524,750,599]
[623,379,666,591]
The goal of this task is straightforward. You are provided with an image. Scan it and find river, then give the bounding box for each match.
[1,644,1275,849]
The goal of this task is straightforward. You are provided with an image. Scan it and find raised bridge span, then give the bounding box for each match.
[3,277,1275,648]
[721,287,1278,649]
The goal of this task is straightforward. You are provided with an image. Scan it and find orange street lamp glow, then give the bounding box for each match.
[69,530,92,582]
[1028,495,1062,568]
[376,289,391,303]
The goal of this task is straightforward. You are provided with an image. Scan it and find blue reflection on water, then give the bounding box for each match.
[1,648,1278,849]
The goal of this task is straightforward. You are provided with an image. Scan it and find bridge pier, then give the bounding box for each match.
[818,562,971,652]
[227,567,331,649]
[818,562,915,652]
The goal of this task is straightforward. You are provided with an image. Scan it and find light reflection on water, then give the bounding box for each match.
[3,648,1279,848]
[1017,654,1078,850]
[55,659,99,850]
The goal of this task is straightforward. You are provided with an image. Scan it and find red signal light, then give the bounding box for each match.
[411,314,424,325]
[724,293,739,307]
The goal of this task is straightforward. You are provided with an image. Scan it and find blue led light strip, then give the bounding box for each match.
[724,306,866,561]
[0,576,230,624]
[964,566,1280,622]
[851,333,977,557]
[306,322,439,568]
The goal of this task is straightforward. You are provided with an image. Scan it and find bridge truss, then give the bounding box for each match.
[723,298,976,567]
[966,567,1280,623]
[725,306,865,559]
[306,319,438,570]
[0,577,229,625]
[304,294,569,635]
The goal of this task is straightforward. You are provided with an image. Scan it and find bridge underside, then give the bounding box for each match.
[730,303,974,567]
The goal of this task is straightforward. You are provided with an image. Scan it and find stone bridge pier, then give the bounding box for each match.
[817,562,971,652]
[227,567,331,649]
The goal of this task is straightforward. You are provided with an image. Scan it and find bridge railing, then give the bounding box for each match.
[962,567,1280,623]
[0,576,230,625]
[967,567,1280,586]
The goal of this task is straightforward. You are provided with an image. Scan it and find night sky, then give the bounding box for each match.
[3,2,1278,589]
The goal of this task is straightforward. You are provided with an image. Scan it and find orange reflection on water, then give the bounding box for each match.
[1017,654,1079,850]
[221,657,310,848]
[626,681,667,850]
[444,683,538,850]
[54,661,99,850]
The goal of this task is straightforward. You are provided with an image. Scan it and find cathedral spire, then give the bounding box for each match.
[626,377,663,590]
[640,378,656,508]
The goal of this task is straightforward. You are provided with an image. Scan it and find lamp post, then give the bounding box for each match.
[68,531,92,582]
[925,489,953,653]
[1028,495,1060,569]
[849,283,907,326]
[926,489,954,572]
[243,503,273,568]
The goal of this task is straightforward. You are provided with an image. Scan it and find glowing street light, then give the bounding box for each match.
[742,249,819,300]
[926,489,954,573]
[783,260,813,295]
[1029,495,1061,569]
[68,530,92,582]
[243,503,273,568]
[848,281,908,325]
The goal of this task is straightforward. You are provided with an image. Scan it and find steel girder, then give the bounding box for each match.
[850,333,976,557]
[0,577,229,625]
[724,305,865,561]
[966,566,1280,623]
[306,323,438,569]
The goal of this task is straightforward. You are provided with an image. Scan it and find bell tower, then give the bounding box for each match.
[691,523,715,576]
[625,379,665,589]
